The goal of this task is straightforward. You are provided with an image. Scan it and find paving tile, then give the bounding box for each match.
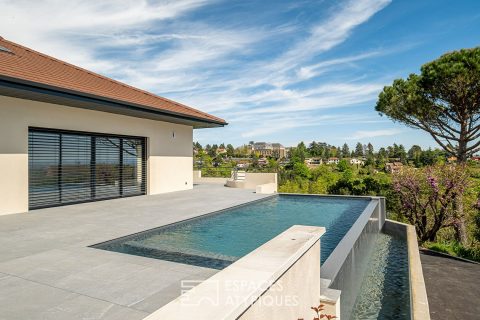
[53,260,202,306]
[131,268,218,313]
[0,276,77,320]
[0,185,268,319]
[40,294,148,320]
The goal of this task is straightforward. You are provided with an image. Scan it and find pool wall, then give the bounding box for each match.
[319,196,386,320]
[143,225,326,320]
[383,220,430,320]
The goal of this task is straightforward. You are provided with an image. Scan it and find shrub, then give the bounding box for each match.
[392,164,470,243]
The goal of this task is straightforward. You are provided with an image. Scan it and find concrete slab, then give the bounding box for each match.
[0,184,270,319]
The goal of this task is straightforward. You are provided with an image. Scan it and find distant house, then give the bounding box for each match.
[257,158,269,166]
[447,156,457,163]
[350,158,365,166]
[385,162,403,173]
[252,142,286,158]
[216,147,227,155]
[305,158,322,167]
[471,156,480,162]
[327,157,340,164]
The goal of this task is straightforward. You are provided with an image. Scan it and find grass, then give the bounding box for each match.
[424,241,480,262]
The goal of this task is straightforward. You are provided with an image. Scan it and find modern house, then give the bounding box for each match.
[0,37,226,215]
[305,157,323,167]
[350,158,365,166]
[326,157,340,164]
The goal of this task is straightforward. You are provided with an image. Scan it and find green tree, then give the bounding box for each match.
[341,143,350,158]
[408,145,422,166]
[337,159,349,172]
[293,162,311,179]
[308,141,320,156]
[290,142,308,163]
[226,144,235,157]
[376,47,480,162]
[398,144,407,163]
[367,143,374,157]
[355,142,364,157]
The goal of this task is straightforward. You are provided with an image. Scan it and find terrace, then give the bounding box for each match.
[0,182,428,319]
[0,184,268,319]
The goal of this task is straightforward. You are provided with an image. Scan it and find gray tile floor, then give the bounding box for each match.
[0,184,269,320]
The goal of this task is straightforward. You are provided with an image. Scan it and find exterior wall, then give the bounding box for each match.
[383,220,431,320]
[320,197,385,320]
[239,240,320,320]
[143,225,325,320]
[193,170,228,185]
[0,95,193,215]
[225,172,278,192]
[243,172,277,189]
[255,183,277,194]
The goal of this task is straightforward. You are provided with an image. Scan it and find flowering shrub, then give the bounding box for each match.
[392,164,470,243]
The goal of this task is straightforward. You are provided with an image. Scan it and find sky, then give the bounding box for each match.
[1,0,479,149]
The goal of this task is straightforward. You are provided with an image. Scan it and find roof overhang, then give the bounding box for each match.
[0,76,227,129]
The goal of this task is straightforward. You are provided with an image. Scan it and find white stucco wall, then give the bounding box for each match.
[143,225,325,320]
[0,95,193,215]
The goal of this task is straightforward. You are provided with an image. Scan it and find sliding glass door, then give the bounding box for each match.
[28,128,146,209]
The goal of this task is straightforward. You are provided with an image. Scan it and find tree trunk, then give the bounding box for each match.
[454,134,468,245]
[453,196,468,245]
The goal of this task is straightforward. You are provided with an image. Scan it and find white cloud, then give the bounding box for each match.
[0,0,211,70]
[347,129,402,140]
[0,0,396,144]
[267,0,392,73]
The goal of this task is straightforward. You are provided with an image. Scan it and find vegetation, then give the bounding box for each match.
[297,303,336,320]
[194,139,480,261]
[376,47,480,162]
[376,47,480,251]
[392,164,471,243]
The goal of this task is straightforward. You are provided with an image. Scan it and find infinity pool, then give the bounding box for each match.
[94,195,370,269]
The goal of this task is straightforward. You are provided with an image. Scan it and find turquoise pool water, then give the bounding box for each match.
[350,233,410,320]
[95,195,370,269]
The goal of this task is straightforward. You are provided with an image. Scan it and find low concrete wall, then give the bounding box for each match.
[243,172,277,189]
[383,220,430,320]
[255,183,277,194]
[193,170,228,185]
[226,172,278,192]
[143,225,325,320]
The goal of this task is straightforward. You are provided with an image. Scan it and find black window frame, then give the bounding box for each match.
[28,127,147,210]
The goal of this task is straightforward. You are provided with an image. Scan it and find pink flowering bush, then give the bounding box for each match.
[392,164,470,243]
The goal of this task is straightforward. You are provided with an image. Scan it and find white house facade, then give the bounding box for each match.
[0,37,226,215]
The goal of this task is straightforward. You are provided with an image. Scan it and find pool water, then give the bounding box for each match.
[95,195,370,269]
[350,233,410,320]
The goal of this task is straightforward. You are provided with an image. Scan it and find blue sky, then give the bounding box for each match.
[2,0,479,149]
